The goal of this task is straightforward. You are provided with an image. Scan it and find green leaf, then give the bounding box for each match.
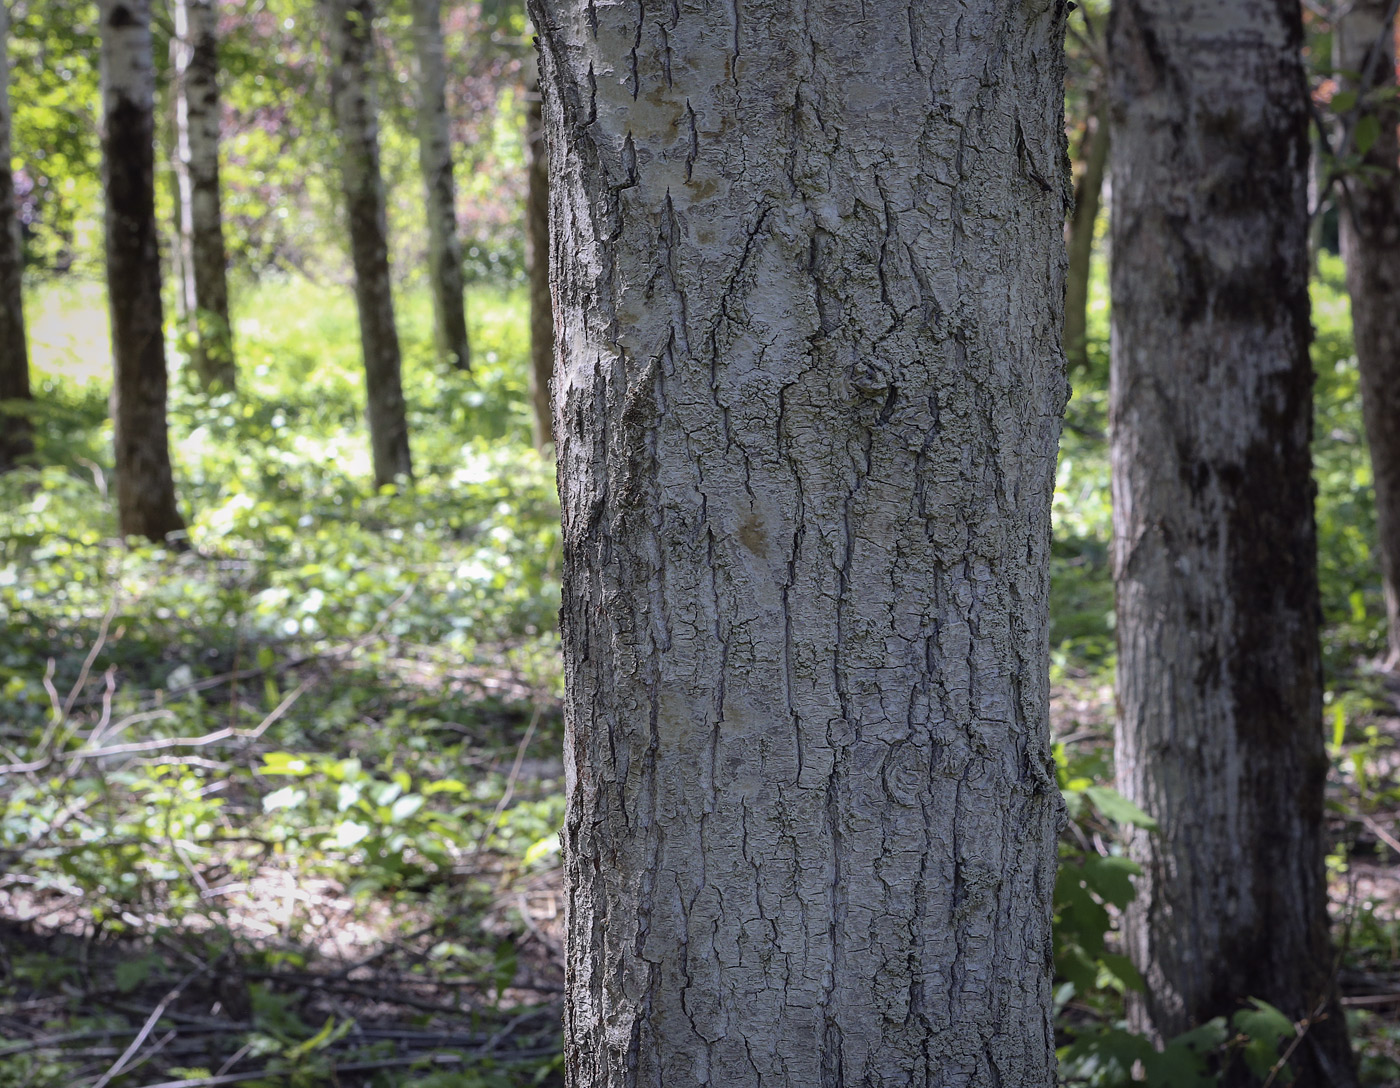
[1085,785,1159,829]
[1355,113,1381,157]
[1234,998,1296,1081]
[1098,952,1145,993]
[260,753,311,777]
[1082,854,1143,908]
[1330,89,1358,114]
[523,832,560,866]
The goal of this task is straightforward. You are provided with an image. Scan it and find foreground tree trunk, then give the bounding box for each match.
[523,73,551,450]
[533,2,1070,1084]
[173,0,235,392]
[1064,92,1108,373]
[0,0,32,471]
[1109,3,1355,1083]
[412,0,468,371]
[324,0,412,486]
[1337,0,1400,669]
[100,0,187,542]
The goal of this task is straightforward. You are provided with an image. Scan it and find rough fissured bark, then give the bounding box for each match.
[523,73,551,450]
[324,0,412,487]
[1108,2,1355,1083]
[173,0,235,392]
[1064,92,1108,374]
[533,1,1071,1084]
[100,0,187,543]
[1337,0,1400,670]
[412,0,469,371]
[0,0,32,472]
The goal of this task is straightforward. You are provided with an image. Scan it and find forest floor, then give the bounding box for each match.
[2,266,1398,1086]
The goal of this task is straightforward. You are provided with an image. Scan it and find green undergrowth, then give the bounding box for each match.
[1,260,1395,1085]
[2,278,566,1086]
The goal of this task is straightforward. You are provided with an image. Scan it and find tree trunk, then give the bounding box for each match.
[325,0,412,487]
[524,72,551,450]
[1337,0,1400,670]
[532,2,1070,1085]
[173,0,235,392]
[100,0,187,543]
[1064,92,1108,374]
[412,0,468,371]
[0,0,32,472]
[1108,3,1356,1084]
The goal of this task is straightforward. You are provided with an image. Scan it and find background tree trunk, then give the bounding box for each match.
[1108,3,1355,1083]
[523,72,551,450]
[1337,0,1400,670]
[325,0,411,487]
[1064,93,1108,374]
[0,0,32,471]
[412,0,468,371]
[532,2,1070,1085]
[174,0,235,392]
[100,0,187,542]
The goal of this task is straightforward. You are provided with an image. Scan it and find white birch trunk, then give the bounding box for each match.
[173,0,235,392]
[324,0,412,487]
[412,0,468,371]
[1109,2,1355,1082]
[532,1,1071,1083]
[0,0,32,470]
[100,0,186,542]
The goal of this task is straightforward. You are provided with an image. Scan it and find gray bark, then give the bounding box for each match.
[412,0,469,371]
[524,72,551,450]
[1108,2,1355,1083]
[325,0,412,487]
[100,0,187,543]
[1337,0,1400,670]
[1064,92,1108,374]
[533,1,1071,1085]
[173,0,235,392]
[0,0,32,471]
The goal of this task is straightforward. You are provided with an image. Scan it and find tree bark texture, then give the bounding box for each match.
[173,0,235,392]
[412,0,469,371]
[1337,0,1400,670]
[1063,92,1108,374]
[325,0,412,486]
[1108,3,1355,1084]
[100,0,187,542]
[533,1,1071,1084]
[0,0,32,471]
[524,74,552,450]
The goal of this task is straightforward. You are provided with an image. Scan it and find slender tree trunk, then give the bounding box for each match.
[533,2,1070,1084]
[1337,0,1400,670]
[1109,3,1355,1084]
[173,0,235,392]
[1064,91,1108,374]
[100,0,187,543]
[0,0,32,471]
[324,0,412,487]
[412,0,468,371]
[524,73,551,450]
